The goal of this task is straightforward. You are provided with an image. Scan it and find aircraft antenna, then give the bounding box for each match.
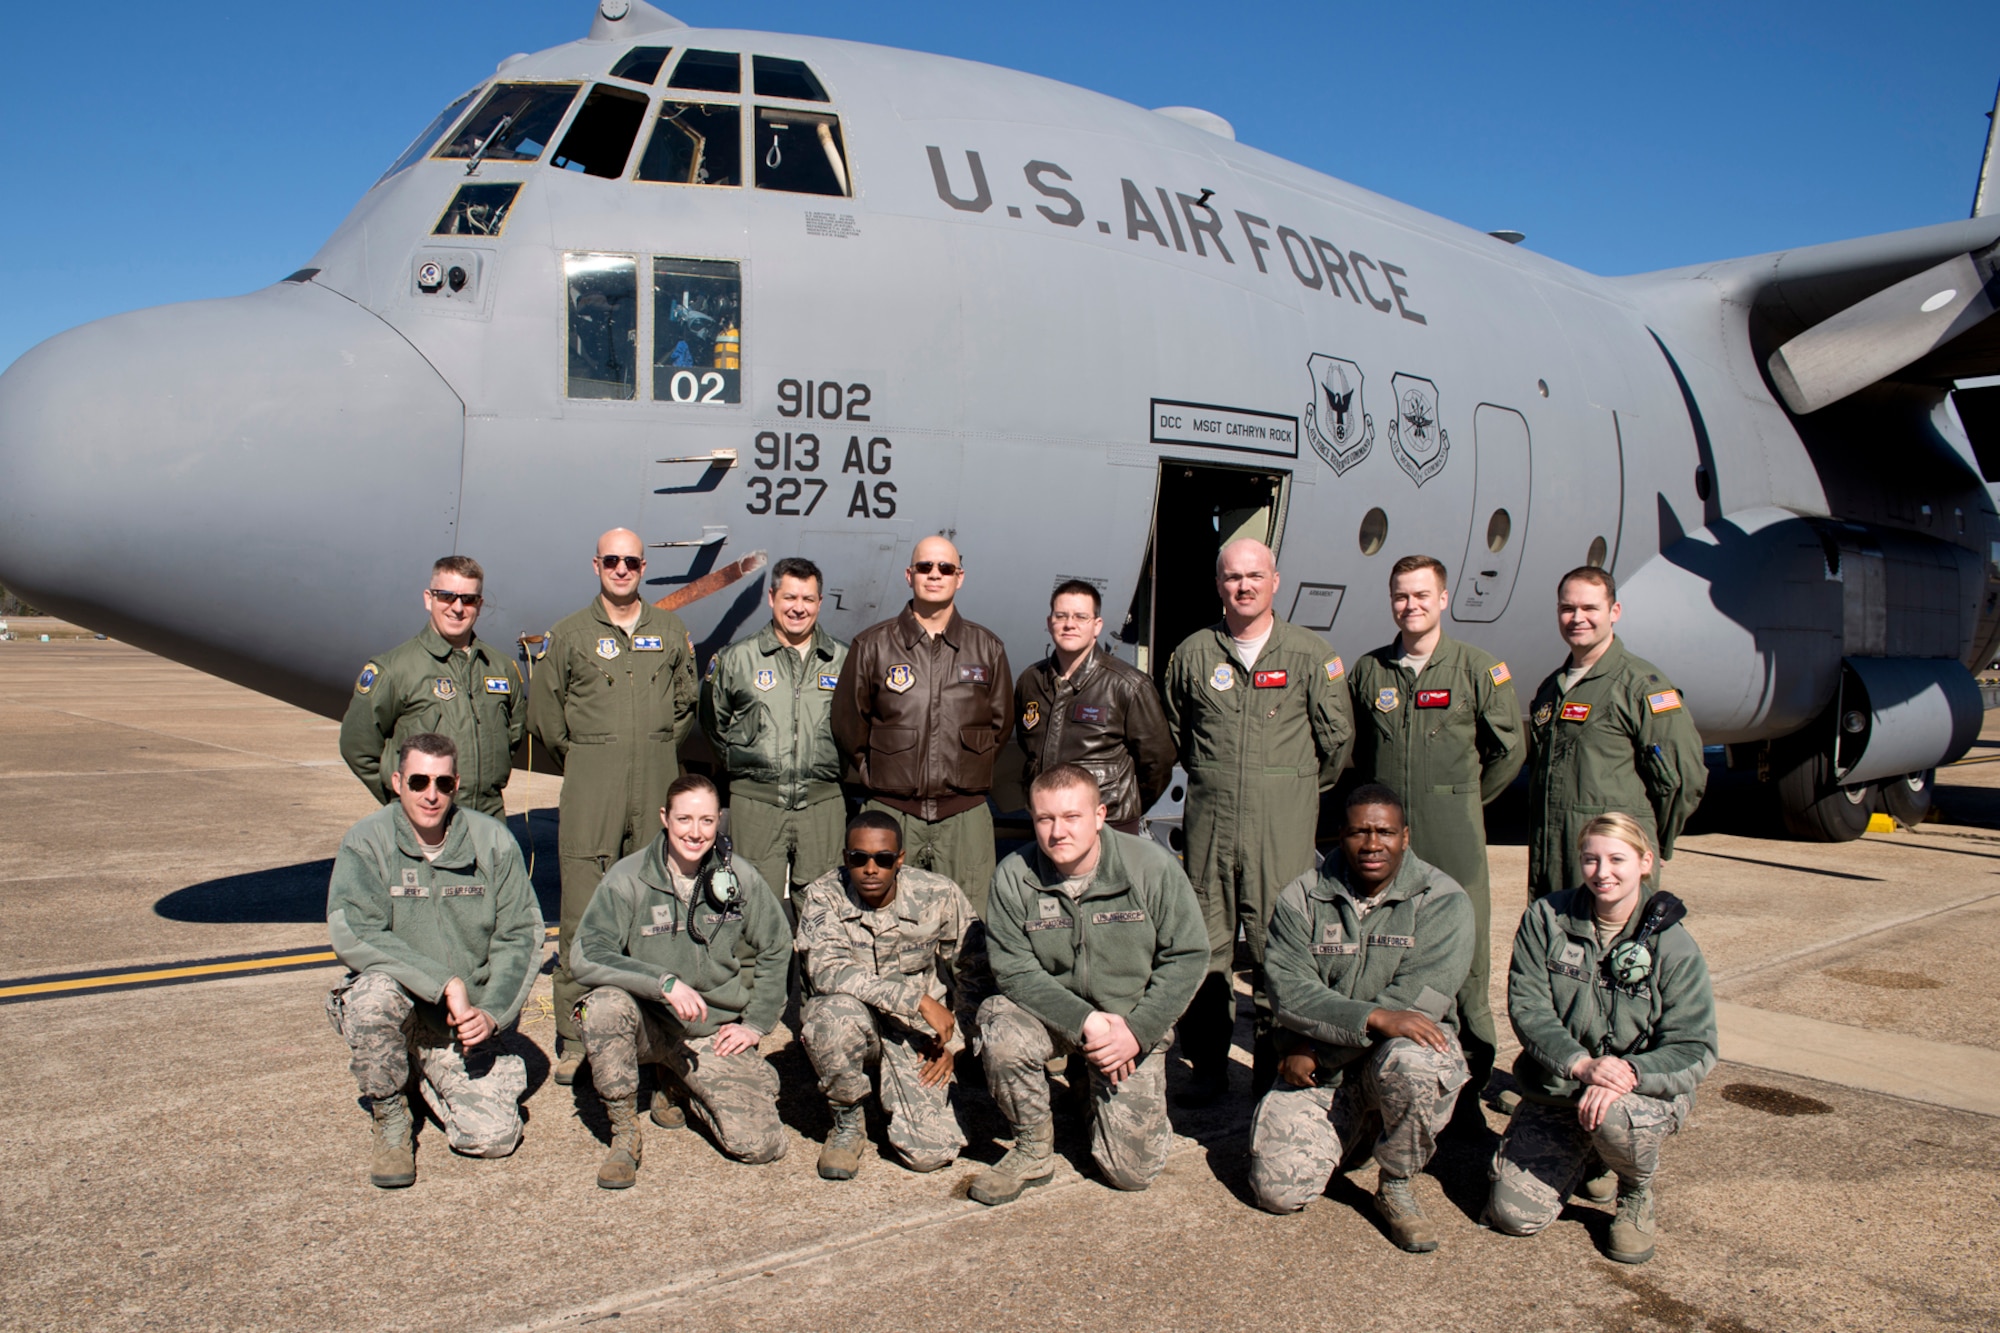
[1975,76,2000,218]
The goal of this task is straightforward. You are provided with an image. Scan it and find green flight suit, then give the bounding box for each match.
[528,598,698,1051]
[698,622,849,908]
[338,624,526,819]
[1526,637,1706,899]
[1347,635,1524,1093]
[1162,619,1355,1085]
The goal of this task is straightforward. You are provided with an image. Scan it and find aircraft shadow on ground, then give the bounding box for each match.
[153,813,565,925]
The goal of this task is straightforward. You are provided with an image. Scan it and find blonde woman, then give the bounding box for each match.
[1486,812,1716,1264]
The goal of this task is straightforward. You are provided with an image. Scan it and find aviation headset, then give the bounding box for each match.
[685,834,742,945]
[1604,891,1687,987]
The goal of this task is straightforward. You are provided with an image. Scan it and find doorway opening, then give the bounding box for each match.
[1123,460,1290,683]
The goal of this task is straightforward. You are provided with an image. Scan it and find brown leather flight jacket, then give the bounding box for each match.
[831,604,1014,819]
[1014,647,1176,824]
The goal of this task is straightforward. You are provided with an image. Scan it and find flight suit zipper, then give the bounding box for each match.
[790,651,806,809]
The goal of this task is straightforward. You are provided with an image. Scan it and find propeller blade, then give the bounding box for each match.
[1767,245,1999,414]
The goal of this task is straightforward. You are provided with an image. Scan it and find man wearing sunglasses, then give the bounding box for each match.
[340,554,526,819]
[832,536,1013,916]
[325,733,543,1188]
[529,528,700,1087]
[793,812,988,1181]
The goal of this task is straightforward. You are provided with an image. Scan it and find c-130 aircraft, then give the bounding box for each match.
[1,0,1997,842]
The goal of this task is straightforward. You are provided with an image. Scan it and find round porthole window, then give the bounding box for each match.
[1587,535,1608,568]
[1358,507,1388,555]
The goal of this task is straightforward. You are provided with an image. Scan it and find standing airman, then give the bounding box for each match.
[529,528,699,1085]
[1163,538,1354,1103]
[1345,554,1522,1121]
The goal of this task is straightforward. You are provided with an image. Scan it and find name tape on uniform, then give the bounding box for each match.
[1416,689,1450,709]
[1559,702,1591,723]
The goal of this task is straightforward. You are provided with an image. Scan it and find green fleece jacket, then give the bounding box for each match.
[1507,885,1718,1103]
[570,833,790,1037]
[326,803,543,1027]
[1265,850,1474,1080]
[984,828,1207,1051]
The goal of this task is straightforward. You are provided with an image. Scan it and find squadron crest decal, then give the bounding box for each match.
[1303,354,1374,475]
[1388,372,1450,487]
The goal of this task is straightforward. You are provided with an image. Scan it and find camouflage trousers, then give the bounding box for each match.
[325,971,527,1158]
[799,993,966,1171]
[1485,1091,1694,1236]
[575,987,787,1164]
[1247,1033,1469,1214]
[976,994,1173,1192]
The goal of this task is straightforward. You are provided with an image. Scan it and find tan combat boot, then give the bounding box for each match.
[554,1042,586,1087]
[1374,1175,1439,1252]
[1607,1182,1657,1264]
[1580,1166,1618,1204]
[968,1119,1055,1205]
[650,1067,685,1129]
[817,1102,867,1181]
[597,1095,643,1190]
[369,1093,416,1189]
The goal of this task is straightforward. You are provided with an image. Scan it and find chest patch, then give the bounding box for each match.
[1375,687,1399,712]
[1039,897,1064,918]
[1022,700,1042,730]
[1210,663,1235,692]
[1092,910,1146,924]
[389,883,429,899]
[441,884,485,897]
[1253,669,1289,689]
[1533,702,1554,726]
[1416,689,1451,709]
[885,663,915,693]
[642,903,680,937]
[355,664,379,695]
[634,636,664,652]
[1560,702,1592,723]
[958,664,989,685]
[596,637,620,660]
[1647,690,1683,714]
[1312,942,1361,955]
[484,676,510,695]
[754,668,777,692]
[1366,933,1415,949]
[431,677,457,702]
[1072,702,1106,724]
[402,870,420,887]
[818,673,839,690]
[1559,941,1586,967]
[1324,656,1345,681]
[704,656,719,681]
[1549,958,1587,980]
[1322,922,1344,944]
[700,908,745,925]
[1489,661,1512,685]
[1023,915,1074,932]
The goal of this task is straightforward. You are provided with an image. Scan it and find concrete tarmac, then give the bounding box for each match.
[3,639,1997,1332]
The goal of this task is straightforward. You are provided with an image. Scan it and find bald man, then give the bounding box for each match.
[1163,538,1354,1104]
[529,528,699,1085]
[832,536,1012,916]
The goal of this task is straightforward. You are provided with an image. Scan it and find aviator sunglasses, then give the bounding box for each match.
[909,560,960,575]
[844,849,900,869]
[402,773,459,794]
[427,589,483,606]
[599,554,644,572]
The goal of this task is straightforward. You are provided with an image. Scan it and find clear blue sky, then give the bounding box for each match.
[2,1,1995,370]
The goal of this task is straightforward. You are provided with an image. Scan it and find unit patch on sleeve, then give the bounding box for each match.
[1647,690,1683,714]
[704,656,718,681]
[1489,661,1512,685]
[1559,702,1592,723]
[633,635,664,651]
[1253,669,1289,689]
[1415,689,1451,709]
[355,664,379,695]
[1324,656,1345,681]
[484,676,511,694]
[885,663,915,693]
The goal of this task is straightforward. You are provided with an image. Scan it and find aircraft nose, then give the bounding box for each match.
[0,280,464,712]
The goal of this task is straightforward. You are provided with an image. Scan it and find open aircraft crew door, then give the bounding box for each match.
[1451,405,1533,623]
[1124,461,1291,682]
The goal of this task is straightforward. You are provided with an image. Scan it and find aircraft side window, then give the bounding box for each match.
[609,46,674,85]
[751,56,829,102]
[551,85,650,179]
[634,102,743,187]
[668,49,741,94]
[434,183,523,237]
[436,83,582,163]
[754,108,849,197]
[566,253,639,401]
[653,258,742,404]
[377,88,479,186]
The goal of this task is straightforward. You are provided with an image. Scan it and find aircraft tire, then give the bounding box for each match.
[1879,769,1935,828]
[1774,742,1874,842]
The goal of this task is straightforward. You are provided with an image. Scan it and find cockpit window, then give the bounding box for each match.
[668,49,740,94]
[435,83,581,163]
[377,89,479,185]
[609,46,673,85]
[566,253,639,400]
[754,108,849,197]
[752,56,828,102]
[635,102,742,187]
[654,258,742,403]
[551,85,649,178]
[433,183,522,236]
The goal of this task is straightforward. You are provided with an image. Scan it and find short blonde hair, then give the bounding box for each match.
[1576,811,1654,859]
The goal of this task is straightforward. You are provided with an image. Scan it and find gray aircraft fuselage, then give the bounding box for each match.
[2,3,1996,825]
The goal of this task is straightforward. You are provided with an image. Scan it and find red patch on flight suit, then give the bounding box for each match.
[1560,702,1592,722]
[1252,670,1288,688]
[1416,689,1451,708]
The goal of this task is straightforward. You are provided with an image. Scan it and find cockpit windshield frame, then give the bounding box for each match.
[376,87,481,187]
[434,82,583,165]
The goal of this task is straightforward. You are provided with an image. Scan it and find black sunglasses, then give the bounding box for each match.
[910,561,960,575]
[403,773,459,794]
[599,554,644,572]
[844,849,899,869]
[427,589,483,606]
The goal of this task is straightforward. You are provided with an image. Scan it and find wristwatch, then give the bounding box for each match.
[658,973,679,1001]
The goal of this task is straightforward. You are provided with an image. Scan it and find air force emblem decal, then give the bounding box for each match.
[885,663,915,693]
[754,668,777,692]
[1388,372,1450,487]
[596,637,620,660]
[1210,663,1235,692]
[1304,354,1374,475]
